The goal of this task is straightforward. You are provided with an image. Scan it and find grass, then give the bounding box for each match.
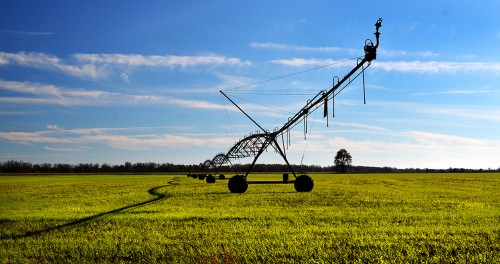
[0,173,499,263]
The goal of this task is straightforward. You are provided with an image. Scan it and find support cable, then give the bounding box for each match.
[223,93,295,115]
[300,109,318,171]
[223,57,360,92]
[220,93,234,142]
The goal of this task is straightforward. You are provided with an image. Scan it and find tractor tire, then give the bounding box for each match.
[294,175,314,192]
[228,175,248,193]
[206,175,216,183]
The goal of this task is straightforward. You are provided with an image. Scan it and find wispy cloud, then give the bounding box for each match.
[251,42,439,60]
[287,126,500,169]
[0,131,75,144]
[271,58,500,74]
[0,52,251,80]
[402,22,419,34]
[0,29,55,36]
[0,51,104,78]
[44,146,87,152]
[416,105,500,123]
[0,127,232,151]
[0,78,296,119]
[270,58,354,67]
[0,79,227,110]
[73,53,251,68]
[250,42,356,54]
[373,60,500,73]
[0,80,116,105]
[412,89,498,96]
[164,73,255,94]
[0,110,39,116]
[378,49,439,58]
[369,100,500,123]
[250,42,289,50]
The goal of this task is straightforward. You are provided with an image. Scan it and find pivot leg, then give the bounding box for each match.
[272,139,298,178]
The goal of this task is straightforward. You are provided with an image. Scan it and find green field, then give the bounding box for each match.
[0,173,498,263]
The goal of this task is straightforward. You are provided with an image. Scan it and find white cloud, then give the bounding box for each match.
[369,100,500,123]
[378,49,439,58]
[46,124,59,130]
[73,53,251,68]
[0,80,61,95]
[405,130,485,147]
[0,127,232,151]
[44,146,85,152]
[250,42,354,54]
[271,58,500,74]
[252,42,439,60]
[286,127,500,169]
[166,73,255,94]
[0,80,227,110]
[159,96,225,110]
[0,51,105,79]
[0,131,74,144]
[0,79,292,115]
[0,80,116,106]
[1,120,498,168]
[373,60,500,73]
[120,71,129,83]
[271,58,353,67]
[250,42,288,50]
[0,51,60,65]
[78,134,223,150]
[412,89,497,96]
[0,52,251,80]
[418,51,440,58]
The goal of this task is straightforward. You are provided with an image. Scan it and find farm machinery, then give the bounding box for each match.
[189,18,383,193]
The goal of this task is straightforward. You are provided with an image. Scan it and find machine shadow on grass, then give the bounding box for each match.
[4,177,180,240]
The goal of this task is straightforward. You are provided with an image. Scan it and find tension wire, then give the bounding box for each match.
[220,93,234,142]
[223,57,360,92]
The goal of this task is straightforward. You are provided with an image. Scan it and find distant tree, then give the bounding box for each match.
[334,149,352,173]
[124,162,132,173]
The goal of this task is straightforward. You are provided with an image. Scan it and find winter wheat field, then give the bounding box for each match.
[0,173,499,263]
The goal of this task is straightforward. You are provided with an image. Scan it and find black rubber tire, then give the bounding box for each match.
[294,175,314,192]
[228,175,248,193]
[206,175,216,183]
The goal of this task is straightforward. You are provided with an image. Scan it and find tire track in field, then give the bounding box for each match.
[3,176,180,239]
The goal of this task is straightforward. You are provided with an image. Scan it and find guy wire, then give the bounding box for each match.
[220,93,234,142]
[223,57,360,92]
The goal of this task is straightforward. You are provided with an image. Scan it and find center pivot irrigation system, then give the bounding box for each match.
[189,18,383,193]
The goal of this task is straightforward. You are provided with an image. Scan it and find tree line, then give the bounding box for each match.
[0,161,191,174]
[0,160,497,174]
[0,160,331,174]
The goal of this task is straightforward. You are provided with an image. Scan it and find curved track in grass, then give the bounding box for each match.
[5,176,180,239]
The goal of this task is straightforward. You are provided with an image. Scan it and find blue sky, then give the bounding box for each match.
[1,1,499,169]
